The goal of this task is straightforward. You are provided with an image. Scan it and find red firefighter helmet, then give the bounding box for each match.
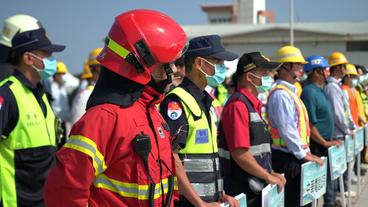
[97,9,187,85]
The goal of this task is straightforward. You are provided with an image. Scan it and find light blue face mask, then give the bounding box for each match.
[250,73,274,93]
[30,53,57,79]
[200,58,227,87]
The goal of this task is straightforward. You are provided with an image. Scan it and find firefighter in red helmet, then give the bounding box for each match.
[44,9,187,207]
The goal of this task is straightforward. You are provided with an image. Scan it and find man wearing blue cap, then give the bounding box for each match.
[160,35,239,207]
[0,27,64,206]
[301,56,341,207]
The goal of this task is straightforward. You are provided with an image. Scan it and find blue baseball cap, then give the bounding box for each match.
[184,35,238,61]
[11,28,65,56]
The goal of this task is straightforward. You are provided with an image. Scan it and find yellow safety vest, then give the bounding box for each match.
[268,84,310,148]
[0,76,56,206]
[167,87,222,201]
[168,87,217,154]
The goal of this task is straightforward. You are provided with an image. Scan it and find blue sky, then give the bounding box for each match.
[1,0,367,74]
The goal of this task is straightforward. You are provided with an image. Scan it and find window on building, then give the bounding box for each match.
[209,17,231,24]
[346,41,368,52]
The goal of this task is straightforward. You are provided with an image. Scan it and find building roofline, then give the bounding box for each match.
[183,21,368,38]
[201,3,233,12]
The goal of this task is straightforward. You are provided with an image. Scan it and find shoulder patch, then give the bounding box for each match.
[167,101,182,120]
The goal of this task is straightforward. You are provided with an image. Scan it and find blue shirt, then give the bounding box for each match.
[268,79,310,160]
[324,77,356,138]
[301,82,334,140]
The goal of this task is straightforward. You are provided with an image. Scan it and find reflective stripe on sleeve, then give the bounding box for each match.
[93,174,177,200]
[64,135,107,175]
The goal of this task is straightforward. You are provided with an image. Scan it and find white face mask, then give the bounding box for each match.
[352,79,358,87]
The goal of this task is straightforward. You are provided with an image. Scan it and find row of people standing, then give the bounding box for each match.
[160,42,361,207]
[1,10,366,207]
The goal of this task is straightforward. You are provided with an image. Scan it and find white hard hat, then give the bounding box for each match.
[0,14,42,47]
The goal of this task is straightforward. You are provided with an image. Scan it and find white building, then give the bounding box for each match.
[201,0,274,24]
[183,21,368,66]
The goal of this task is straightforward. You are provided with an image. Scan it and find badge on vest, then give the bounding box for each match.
[195,129,209,144]
[167,101,182,120]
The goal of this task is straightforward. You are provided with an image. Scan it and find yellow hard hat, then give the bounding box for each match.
[328,52,348,67]
[275,45,308,64]
[87,48,102,66]
[56,61,68,74]
[345,63,358,76]
[81,61,93,79]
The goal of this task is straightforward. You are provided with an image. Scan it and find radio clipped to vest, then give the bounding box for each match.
[132,132,175,207]
[133,132,155,207]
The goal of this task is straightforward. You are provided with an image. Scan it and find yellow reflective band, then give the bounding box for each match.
[174,176,178,191]
[243,63,256,72]
[64,135,107,175]
[93,174,177,200]
[278,52,302,59]
[106,37,131,59]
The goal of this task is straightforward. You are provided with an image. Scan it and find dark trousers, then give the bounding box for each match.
[272,149,311,207]
[174,195,219,207]
[174,199,194,207]
[226,176,262,207]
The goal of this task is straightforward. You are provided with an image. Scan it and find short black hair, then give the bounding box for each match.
[9,52,25,66]
[355,64,367,74]
[307,67,323,78]
[330,65,339,74]
[184,56,195,73]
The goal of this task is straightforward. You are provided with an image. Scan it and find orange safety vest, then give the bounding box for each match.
[341,85,360,126]
[355,88,367,124]
[268,84,310,149]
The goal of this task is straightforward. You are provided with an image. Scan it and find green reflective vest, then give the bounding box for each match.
[168,87,217,154]
[0,76,56,206]
[168,87,222,201]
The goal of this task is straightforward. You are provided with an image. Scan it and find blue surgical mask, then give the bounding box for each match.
[200,58,227,87]
[30,53,57,79]
[250,73,274,93]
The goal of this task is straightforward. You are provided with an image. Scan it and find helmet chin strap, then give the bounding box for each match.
[283,64,297,80]
[150,64,174,93]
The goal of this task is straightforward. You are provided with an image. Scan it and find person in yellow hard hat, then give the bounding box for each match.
[352,64,367,124]
[275,46,308,97]
[81,61,93,79]
[78,48,102,91]
[325,52,356,198]
[51,61,70,122]
[70,48,102,124]
[50,61,70,147]
[342,64,366,126]
[268,45,323,207]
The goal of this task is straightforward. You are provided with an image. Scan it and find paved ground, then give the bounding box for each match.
[315,164,368,207]
[355,172,368,206]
